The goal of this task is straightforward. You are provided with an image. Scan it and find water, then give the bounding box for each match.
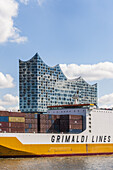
[0,156,113,170]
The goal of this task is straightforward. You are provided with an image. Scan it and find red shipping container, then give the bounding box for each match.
[69,124,82,130]
[31,119,37,124]
[45,114,49,120]
[0,122,9,127]
[31,114,35,119]
[25,113,36,119]
[40,130,46,133]
[69,115,82,120]
[9,112,25,117]
[25,124,29,128]
[28,129,37,133]
[32,124,37,129]
[25,113,31,119]
[0,127,9,132]
[9,122,25,128]
[0,111,9,117]
[40,114,49,120]
[11,127,25,133]
[40,124,48,129]
[40,119,47,124]
[40,114,45,120]
[25,119,31,124]
[69,119,82,125]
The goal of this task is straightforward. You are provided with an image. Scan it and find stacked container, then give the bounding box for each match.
[25,113,38,133]
[40,114,60,133]
[0,111,25,133]
[0,111,83,134]
[39,114,83,133]
[69,115,83,133]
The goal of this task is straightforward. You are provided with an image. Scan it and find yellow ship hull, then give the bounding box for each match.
[0,136,113,157]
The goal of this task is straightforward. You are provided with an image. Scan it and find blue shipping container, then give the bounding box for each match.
[25,129,29,133]
[0,116,9,122]
[29,124,32,128]
[34,114,37,119]
[69,129,82,134]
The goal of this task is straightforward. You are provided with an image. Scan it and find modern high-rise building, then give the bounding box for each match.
[19,53,97,113]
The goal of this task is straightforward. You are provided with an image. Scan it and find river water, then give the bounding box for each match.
[0,156,113,170]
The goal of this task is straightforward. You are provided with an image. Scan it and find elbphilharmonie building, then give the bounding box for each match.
[19,53,97,113]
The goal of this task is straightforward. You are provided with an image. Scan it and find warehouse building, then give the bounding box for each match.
[19,53,97,113]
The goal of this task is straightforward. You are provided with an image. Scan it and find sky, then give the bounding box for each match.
[0,0,113,111]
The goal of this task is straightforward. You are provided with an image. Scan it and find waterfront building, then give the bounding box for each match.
[19,53,97,113]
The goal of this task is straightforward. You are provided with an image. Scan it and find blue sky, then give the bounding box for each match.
[0,0,113,110]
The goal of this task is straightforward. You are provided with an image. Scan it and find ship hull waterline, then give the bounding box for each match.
[0,137,113,158]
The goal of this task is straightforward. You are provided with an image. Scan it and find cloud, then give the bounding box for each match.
[60,62,113,81]
[0,94,19,106]
[20,0,45,6]
[0,94,19,111]
[20,0,29,5]
[99,93,113,108]
[0,0,27,43]
[0,72,15,89]
[0,106,5,111]
[37,0,45,6]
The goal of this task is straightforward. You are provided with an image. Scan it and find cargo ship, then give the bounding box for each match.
[0,104,113,157]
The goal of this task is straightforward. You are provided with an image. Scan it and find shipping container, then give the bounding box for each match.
[0,116,9,122]
[0,127,9,132]
[9,122,25,128]
[28,124,32,128]
[40,124,48,129]
[69,129,82,133]
[25,118,37,124]
[25,128,29,133]
[40,114,46,120]
[31,119,37,124]
[69,119,82,125]
[9,117,25,123]
[0,111,9,117]
[25,113,31,119]
[25,119,31,124]
[32,124,37,129]
[48,115,52,120]
[10,127,25,133]
[31,114,35,119]
[28,129,37,133]
[34,113,38,119]
[0,122,9,127]
[9,112,25,117]
[69,124,82,130]
[69,115,83,120]
[25,124,29,129]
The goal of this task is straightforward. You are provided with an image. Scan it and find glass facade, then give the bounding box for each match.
[19,53,97,113]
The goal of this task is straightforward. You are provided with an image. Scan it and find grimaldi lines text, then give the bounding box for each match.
[51,135,111,143]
